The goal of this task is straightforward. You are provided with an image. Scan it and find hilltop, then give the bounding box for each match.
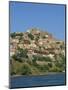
[10,28,65,76]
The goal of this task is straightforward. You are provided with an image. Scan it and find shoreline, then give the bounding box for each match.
[10,72,65,78]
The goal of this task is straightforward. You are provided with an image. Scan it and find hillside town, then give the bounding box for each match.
[10,28,65,75]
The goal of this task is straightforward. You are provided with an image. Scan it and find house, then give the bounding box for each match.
[11,39,19,44]
[30,28,40,35]
[10,45,16,56]
[30,43,37,48]
[38,39,43,46]
[10,41,18,56]
[34,50,49,55]
[23,40,30,44]
[18,44,24,48]
[10,49,16,56]
[48,54,54,59]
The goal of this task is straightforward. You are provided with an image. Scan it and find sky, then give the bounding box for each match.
[9,1,65,40]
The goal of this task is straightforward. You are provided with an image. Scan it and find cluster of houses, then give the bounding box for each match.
[10,29,65,60]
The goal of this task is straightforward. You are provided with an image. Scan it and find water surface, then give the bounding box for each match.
[10,72,66,88]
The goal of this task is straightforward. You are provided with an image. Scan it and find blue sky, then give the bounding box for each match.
[10,1,65,40]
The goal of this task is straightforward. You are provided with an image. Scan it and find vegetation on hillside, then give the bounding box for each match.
[10,49,65,76]
[10,29,65,76]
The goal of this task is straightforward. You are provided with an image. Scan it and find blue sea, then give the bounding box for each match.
[10,72,66,88]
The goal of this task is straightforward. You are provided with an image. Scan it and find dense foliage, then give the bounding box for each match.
[10,51,65,75]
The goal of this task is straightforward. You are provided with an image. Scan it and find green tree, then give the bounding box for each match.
[12,48,28,62]
[10,32,16,38]
[32,56,37,64]
[28,33,34,40]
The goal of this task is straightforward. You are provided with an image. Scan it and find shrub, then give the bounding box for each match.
[42,36,46,39]
[28,33,34,40]
[32,55,37,64]
[11,71,16,75]
[48,63,52,68]
[35,35,39,41]
[36,65,49,72]
[10,64,16,75]
[21,64,32,75]
[50,66,62,72]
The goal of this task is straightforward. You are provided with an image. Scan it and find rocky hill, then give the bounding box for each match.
[10,28,65,76]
